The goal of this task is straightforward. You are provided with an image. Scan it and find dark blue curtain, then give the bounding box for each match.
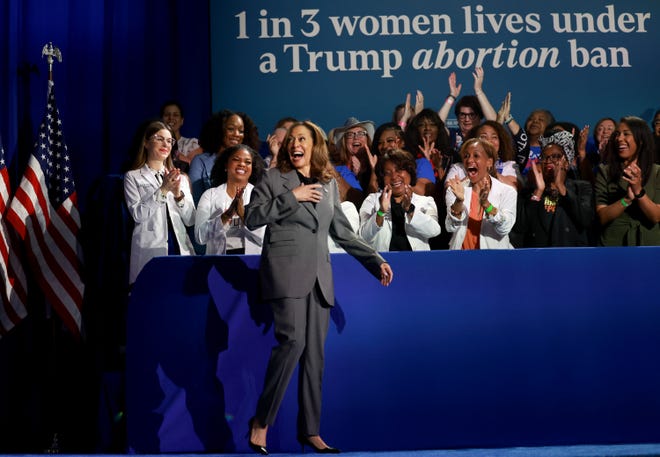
[1,0,211,209]
[0,0,211,452]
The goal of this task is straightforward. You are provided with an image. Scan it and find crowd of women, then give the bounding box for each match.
[122,71,660,454]
[125,75,660,277]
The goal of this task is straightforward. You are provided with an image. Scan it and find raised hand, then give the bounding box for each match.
[554,156,569,188]
[399,93,413,128]
[418,136,436,161]
[162,168,182,195]
[446,176,465,202]
[414,90,424,114]
[401,184,413,213]
[367,145,378,170]
[473,66,485,93]
[235,186,246,220]
[429,150,447,181]
[379,184,392,214]
[577,125,589,160]
[448,72,462,98]
[478,176,491,207]
[530,161,545,194]
[497,92,511,124]
[623,160,643,195]
[349,155,361,175]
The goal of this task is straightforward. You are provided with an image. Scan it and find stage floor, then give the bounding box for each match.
[14,443,660,457]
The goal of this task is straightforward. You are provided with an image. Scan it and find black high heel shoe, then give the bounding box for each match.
[247,418,268,455]
[296,434,341,454]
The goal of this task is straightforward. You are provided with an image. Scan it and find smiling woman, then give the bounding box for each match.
[445,138,517,250]
[194,144,266,255]
[358,148,441,252]
[243,120,393,455]
[123,121,196,284]
[594,116,660,246]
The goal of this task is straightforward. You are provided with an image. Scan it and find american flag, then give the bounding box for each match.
[0,138,28,337]
[6,80,84,338]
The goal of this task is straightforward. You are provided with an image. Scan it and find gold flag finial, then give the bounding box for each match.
[41,42,62,81]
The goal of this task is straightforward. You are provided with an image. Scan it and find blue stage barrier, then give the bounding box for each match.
[126,248,660,453]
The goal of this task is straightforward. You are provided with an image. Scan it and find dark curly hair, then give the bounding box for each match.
[467,120,515,162]
[209,144,265,187]
[373,122,407,156]
[405,109,451,158]
[198,109,261,155]
[375,148,417,189]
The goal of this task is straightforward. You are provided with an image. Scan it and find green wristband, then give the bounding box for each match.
[377,210,385,217]
[620,198,630,208]
[485,204,494,214]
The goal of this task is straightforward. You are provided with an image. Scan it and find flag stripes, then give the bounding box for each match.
[6,80,84,338]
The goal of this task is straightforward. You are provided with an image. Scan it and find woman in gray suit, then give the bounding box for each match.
[245,121,393,454]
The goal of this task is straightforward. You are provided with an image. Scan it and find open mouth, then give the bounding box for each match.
[466,165,478,178]
[291,151,304,159]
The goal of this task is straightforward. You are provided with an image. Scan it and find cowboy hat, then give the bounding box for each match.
[333,117,375,147]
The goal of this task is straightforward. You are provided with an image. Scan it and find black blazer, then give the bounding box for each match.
[514,179,595,247]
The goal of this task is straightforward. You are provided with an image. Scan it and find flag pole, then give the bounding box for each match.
[41,42,62,82]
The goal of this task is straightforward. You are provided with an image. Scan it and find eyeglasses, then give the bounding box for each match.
[458,112,478,119]
[345,131,368,140]
[541,153,564,162]
[151,135,176,146]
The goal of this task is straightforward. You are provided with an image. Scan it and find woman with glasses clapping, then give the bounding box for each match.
[512,130,594,247]
[124,121,196,285]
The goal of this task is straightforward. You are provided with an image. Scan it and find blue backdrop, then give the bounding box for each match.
[211,1,660,134]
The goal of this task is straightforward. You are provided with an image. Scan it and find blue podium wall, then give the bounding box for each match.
[126,248,660,453]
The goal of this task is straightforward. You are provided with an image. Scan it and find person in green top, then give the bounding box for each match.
[594,116,660,246]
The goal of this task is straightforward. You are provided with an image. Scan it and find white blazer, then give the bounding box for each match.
[359,192,441,251]
[328,201,360,254]
[194,183,265,255]
[445,176,517,250]
[124,164,196,284]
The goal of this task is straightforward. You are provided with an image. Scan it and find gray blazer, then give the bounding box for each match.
[245,168,385,305]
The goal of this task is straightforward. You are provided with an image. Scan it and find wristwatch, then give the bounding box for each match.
[634,188,646,200]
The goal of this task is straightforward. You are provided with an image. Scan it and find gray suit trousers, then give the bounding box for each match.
[256,281,330,436]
